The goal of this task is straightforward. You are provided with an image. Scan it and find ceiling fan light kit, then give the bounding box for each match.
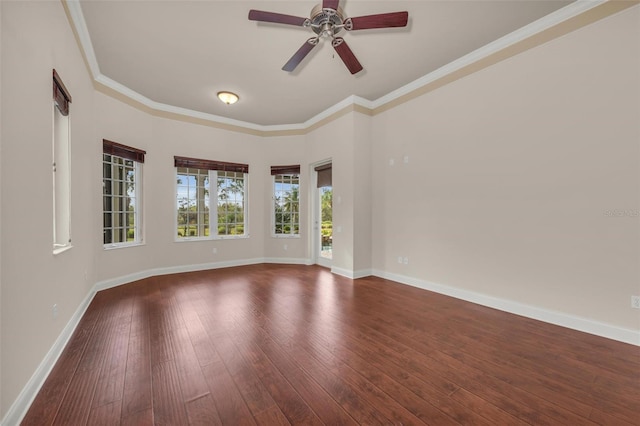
[248,0,408,75]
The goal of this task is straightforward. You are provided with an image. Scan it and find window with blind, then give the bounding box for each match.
[103,139,145,247]
[53,69,72,253]
[272,165,300,237]
[175,156,249,239]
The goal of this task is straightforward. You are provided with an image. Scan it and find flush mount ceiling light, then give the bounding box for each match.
[217,91,239,105]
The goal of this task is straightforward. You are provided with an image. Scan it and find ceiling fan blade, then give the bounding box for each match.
[248,10,309,27]
[283,38,319,72]
[332,37,363,75]
[346,11,408,30]
[322,0,340,10]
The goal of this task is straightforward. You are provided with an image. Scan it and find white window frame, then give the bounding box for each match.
[103,154,143,249]
[175,168,249,241]
[272,173,300,238]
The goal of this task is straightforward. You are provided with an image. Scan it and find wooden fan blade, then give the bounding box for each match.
[347,11,408,30]
[283,38,319,72]
[332,38,363,75]
[323,0,340,10]
[248,10,308,26]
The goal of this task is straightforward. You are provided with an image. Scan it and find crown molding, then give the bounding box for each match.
[371,0,609,109]
[65,0,622,134]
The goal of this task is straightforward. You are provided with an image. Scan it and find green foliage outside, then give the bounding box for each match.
[274,185,299,235]
[321,188,332,247]
[177,172,245,237]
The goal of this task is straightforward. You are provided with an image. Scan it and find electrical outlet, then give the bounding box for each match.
[212,247,217,254]
[397,256,403,264]
[403,257,409,265]
[632,295,640,309]
[284,244,288,251]
[52,304,58,320]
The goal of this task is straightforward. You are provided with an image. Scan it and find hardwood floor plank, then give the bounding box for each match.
[22,264,640,426]
[86,400,122,426]
[151,360,189,425]
[231,317,360,425]
[200,360,257,426]
[329,277,607,424]
[249,283,483,425]
[168,326,209,402]
[185,394,223,426]
[120,296,152,420]
[253,405,292,425]
[92,319,130,408]
[207,331,278,416]
[232,338,325,426]
[20,310,99,425]
[120,408,153,426]
[52,367,100,425]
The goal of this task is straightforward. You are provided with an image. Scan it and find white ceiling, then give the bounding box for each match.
[78,0,574,127]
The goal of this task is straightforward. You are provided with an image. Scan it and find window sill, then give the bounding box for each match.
[53,245,73,256]
[175,235,250,243]
[272,234,301,239]
[103,242,145,251]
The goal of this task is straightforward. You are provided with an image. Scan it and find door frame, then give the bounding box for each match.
[310,159,332,268]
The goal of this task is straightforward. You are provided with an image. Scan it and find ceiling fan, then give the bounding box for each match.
[248,0,408,75]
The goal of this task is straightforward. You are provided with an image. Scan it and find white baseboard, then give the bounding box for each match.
[263,257,313,265]
[331,266,372,279]
[331,266,353,278]
[95,257,314,292]
[1,288,96,426]
[371,269,640,346]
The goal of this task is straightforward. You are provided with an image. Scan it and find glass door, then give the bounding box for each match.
[313,162,332,267]
[319,186,332,262]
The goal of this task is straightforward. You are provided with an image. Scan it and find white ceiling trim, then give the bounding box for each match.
[65,0,605,133]
[66,0,100,78]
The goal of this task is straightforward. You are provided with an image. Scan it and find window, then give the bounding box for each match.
[272,165,300,237]
[176,167,210,238]
[175,156,249,239]
[103,139,145,247]
[216,170,247,236]
[53,69,72,252]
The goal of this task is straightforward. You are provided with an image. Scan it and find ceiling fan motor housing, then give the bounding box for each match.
[248,2,408,74]
[310,4,345,37]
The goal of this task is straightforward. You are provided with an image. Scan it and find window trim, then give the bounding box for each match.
[174,166,249,242]
[214,170,249,240]
[272,168,301,238]
[174,156,248,173]
[103,139,146,163]
[53,69,71,116]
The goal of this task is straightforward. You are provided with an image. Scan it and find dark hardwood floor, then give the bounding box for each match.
[22,264,639,425]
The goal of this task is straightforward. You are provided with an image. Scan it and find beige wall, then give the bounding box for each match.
[371,6,640,330]
[259,135,308,260]
[95,94,309,281]
[353,113,373,274]
[1,0,638,422]
[1,0,97,417]
[95,94,311,281]
[305,112,357,273]
[0,0,3,409]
